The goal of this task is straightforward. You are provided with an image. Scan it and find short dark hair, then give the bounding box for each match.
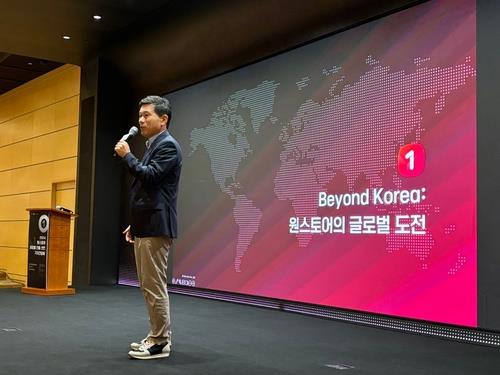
[139,95,172,127]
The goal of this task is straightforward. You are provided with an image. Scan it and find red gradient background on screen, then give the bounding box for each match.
[162,0,476,327]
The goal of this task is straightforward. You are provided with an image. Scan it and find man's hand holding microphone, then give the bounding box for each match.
[114,126,138,158]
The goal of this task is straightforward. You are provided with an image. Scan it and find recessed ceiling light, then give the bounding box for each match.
[93,15,102,20]
[27,62,33,66]
[62,35,71,40]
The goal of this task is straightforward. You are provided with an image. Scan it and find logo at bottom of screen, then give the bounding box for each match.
[324,363,355,370]
[172,274,196,287]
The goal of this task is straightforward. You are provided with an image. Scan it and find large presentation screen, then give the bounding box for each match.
[129,0,477,326]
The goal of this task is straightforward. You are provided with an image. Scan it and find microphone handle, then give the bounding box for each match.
[114,128,137,157]
[114,134,131,157]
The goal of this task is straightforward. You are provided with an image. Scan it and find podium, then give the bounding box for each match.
[21,208,75,296]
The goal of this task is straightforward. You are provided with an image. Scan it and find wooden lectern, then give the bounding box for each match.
[21,208,75,296]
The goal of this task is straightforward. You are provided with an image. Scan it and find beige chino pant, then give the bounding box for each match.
[134,236,172,344]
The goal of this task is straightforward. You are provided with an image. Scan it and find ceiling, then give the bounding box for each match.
[0,0,173,64]
[0,0,172,95]
[0,53,62,95]
[0,0,422,96]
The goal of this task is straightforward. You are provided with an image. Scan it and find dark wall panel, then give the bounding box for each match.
[89,61,133,285]
[477,0,500,331]
[73,94,95,287]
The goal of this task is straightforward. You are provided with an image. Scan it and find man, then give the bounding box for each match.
[114,95,182,360]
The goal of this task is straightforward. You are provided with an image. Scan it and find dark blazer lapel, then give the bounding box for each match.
[141,147,153,163]
[131,131,169,188]
[143,131,169,164]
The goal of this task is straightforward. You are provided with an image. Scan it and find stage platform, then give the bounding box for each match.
[0,285,498,374]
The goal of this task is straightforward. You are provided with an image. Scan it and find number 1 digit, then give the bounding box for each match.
[405,149,415,171]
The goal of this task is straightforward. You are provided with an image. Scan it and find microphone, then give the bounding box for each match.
[120,126,139,141]
[114,126,139,156]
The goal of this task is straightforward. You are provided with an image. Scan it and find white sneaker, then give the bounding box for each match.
[131,333,172,350]
[128,339,171,360]
[130,338,147,351]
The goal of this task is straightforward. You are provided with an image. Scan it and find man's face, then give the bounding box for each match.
[138,104,168,138]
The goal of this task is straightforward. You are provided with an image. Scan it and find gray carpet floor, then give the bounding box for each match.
[0,285,499,375]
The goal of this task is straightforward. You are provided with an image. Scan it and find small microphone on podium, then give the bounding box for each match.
[114,126,139,156]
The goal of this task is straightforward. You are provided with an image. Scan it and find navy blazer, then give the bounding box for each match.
[123,131,182,238]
